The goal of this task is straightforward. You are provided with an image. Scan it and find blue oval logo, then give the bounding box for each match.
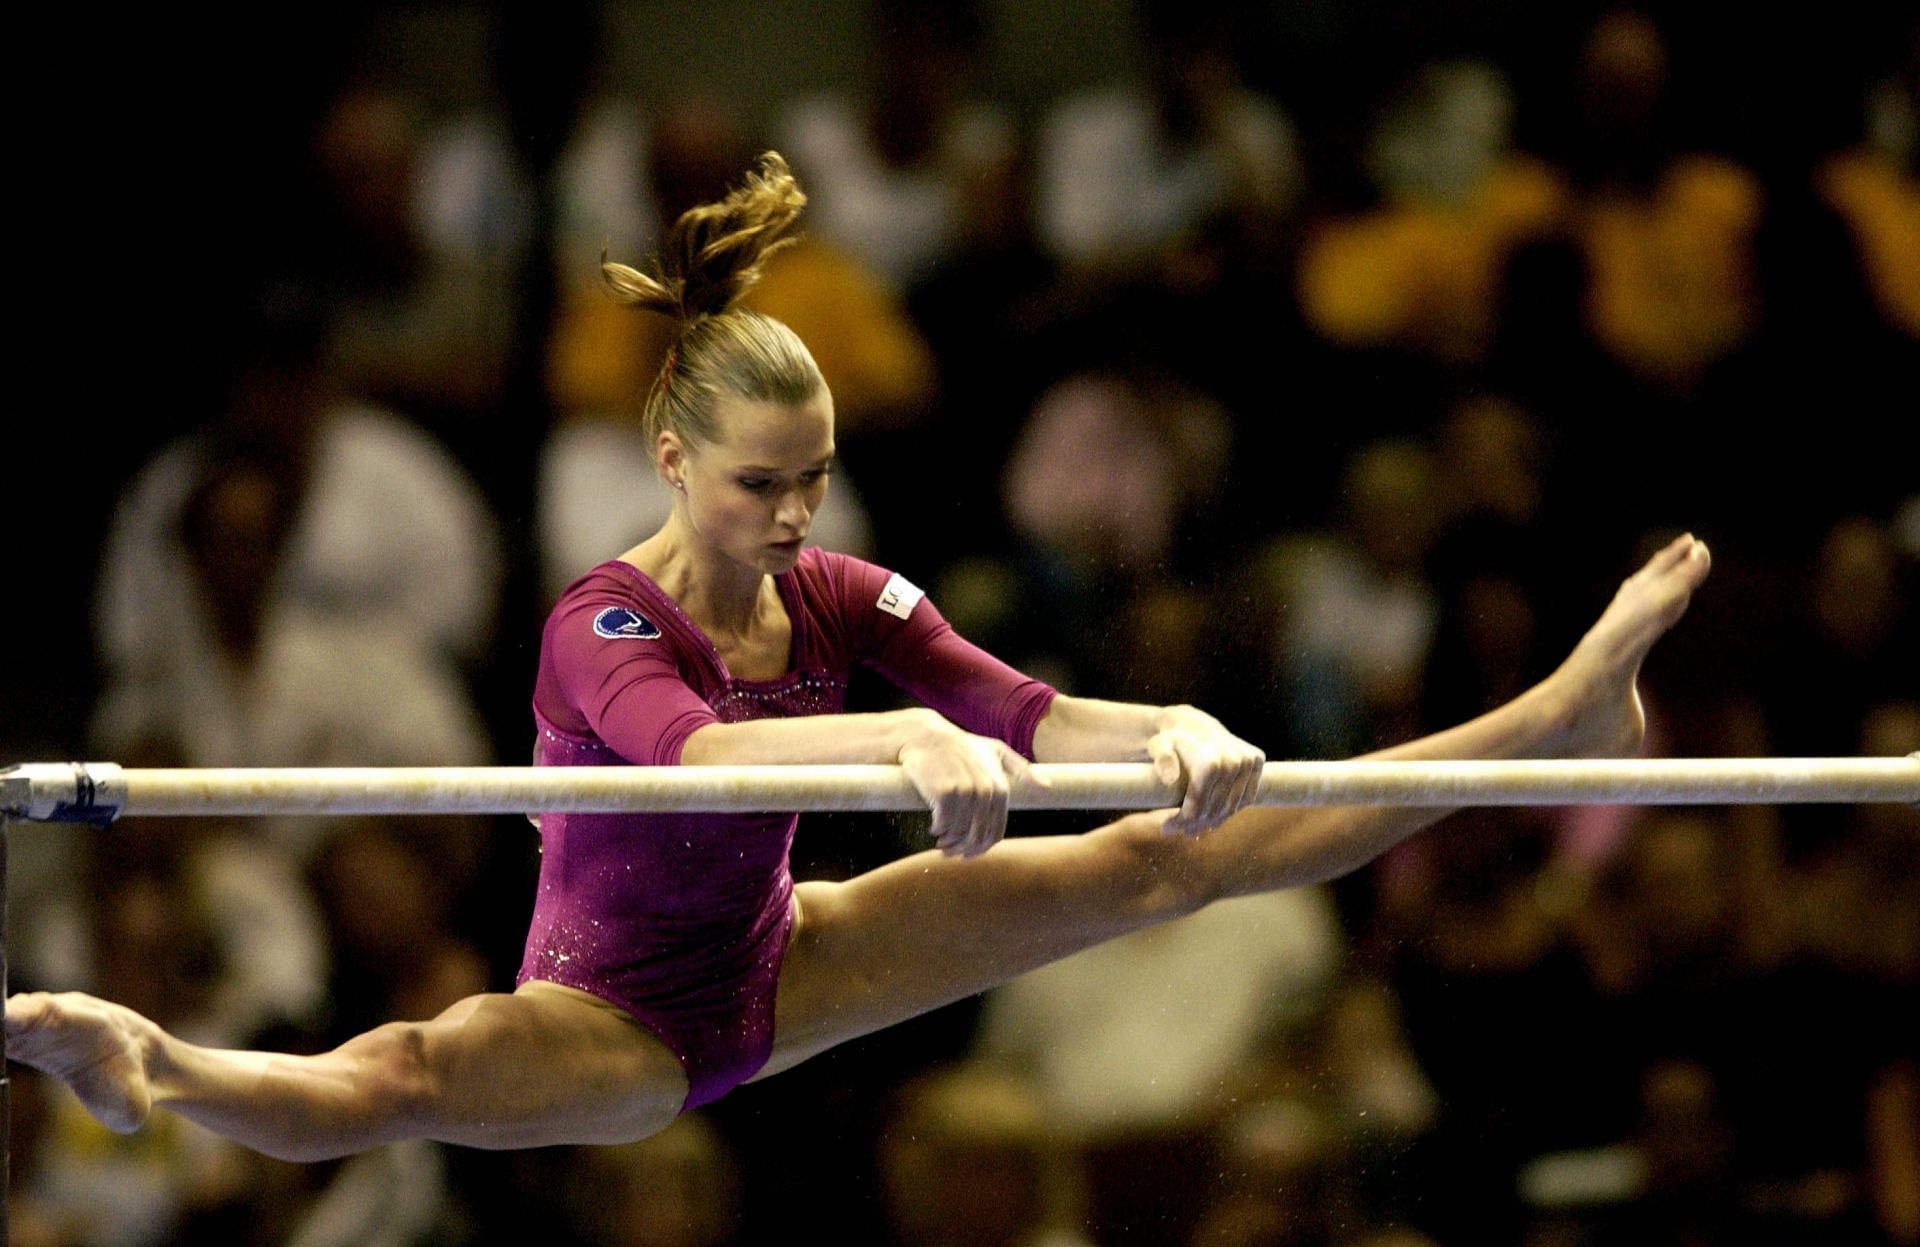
[593,607,662,640]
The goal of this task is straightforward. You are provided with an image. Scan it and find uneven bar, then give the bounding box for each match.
[4,757,1917,823]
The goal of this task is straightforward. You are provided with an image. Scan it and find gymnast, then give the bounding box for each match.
[5,154,1712,1162]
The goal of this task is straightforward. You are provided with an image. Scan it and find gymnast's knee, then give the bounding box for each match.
[346,1020,440,1132]
[1096,811,1221,920]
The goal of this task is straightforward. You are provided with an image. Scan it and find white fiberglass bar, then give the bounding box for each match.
[4,757,1917,823]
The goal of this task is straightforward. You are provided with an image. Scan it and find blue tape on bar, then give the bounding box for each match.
[0,763,127,825]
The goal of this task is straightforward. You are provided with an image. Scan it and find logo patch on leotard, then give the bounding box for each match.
[875,573,925,620]
[593,606,662,640]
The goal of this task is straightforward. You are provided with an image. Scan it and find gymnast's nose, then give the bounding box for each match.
[775,486,811,534]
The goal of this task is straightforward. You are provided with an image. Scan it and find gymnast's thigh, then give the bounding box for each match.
[755,815,1190,1081]
[416,980,690,1147]
[754,883,867,1081]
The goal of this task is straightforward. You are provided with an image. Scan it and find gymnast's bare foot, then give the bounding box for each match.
[5,991,162,1132]
[1547,533,1712,758]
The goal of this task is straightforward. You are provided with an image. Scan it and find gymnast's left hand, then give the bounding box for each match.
[1147,707,1266,835]
[897,715,1049,859]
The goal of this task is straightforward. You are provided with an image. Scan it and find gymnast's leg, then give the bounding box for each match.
[758,536,1711,1077]
[3,981,687,1162]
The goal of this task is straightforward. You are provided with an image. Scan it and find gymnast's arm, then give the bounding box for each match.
[691,712,1041,857]
[574,683,1029,860]
[677,706,1018,768]
[1030,696,1265,833]
[548,592,1039,857]
[848,559,1262,836]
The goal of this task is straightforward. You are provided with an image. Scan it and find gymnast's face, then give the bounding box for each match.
[665,388,835,576]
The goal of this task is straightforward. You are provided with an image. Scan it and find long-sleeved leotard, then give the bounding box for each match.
[520,549,1057,1108]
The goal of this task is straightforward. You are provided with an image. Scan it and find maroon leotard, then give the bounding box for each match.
[519,549,1057,1109]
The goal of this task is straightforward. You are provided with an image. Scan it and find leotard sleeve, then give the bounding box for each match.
[538,585,719,766]
[821,553,1058,759]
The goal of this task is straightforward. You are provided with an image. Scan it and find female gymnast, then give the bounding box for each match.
[5,154,1712,1162]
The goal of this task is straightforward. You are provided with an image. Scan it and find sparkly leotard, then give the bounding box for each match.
[519,549,1057,1109]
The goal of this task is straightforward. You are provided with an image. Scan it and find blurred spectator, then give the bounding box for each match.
[1002,373,1230,574]
[1036,3,1299,270]
[977,888,1340,1247]
[1572,809,1910,1242]
[561,1115,742,1247]
[1786,701,1920,988]
[904,127,1056,492]
[977,888,1340,1138]
[27,1093,238,1247]
[5,1071,81,1247]
[877,1065,1096,1247]
[312,86,518,426]
[778,0,1014,289]
[1573,811,1774,1044]
[96,282,504,674]
[1696,154,1919,541]
[1257,975,1437,1136]
[1482,232,1669,561]
[1001,369,1231,688]
[1821,61,1920,341]
[18,816,329,1054]
[1188,1098,1357,1247]
[1433,395,1550,541]
[1515,1058,1742,1246]
[1784,704,1920,1245]
[1334,1234,1438,1247]
[1766,516,1920,757]
[1558,9,1763,390]
[1378,814,1614,1242]
[1869,1057,1920,1247]
[92,440,493,861]
[548,98,660,293]
[1421,396,1577,724]
[1243,976,1438,1226]
[174,1140,454,1247]
[1616,1059,1742,1246]
[306,820,489,1043]
[1297,61,1563,364]
[1837,703,1920,980]
[1258,440,1439,759]
[1104,578,1224,709]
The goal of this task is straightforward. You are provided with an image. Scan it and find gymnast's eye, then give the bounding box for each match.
[738,477,775,493]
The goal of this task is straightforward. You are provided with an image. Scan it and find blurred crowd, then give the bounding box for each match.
[6,0,1919,1244]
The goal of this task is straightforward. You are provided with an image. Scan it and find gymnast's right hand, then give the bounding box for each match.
[896,713,1044,859]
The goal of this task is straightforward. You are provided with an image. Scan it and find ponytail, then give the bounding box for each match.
[601,152,823,450]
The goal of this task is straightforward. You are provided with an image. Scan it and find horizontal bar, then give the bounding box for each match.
[5,757,1917,822]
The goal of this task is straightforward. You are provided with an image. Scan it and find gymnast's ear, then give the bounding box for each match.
[656,429,690,485]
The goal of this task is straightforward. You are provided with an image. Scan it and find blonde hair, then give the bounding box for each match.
[600,151,824,450]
